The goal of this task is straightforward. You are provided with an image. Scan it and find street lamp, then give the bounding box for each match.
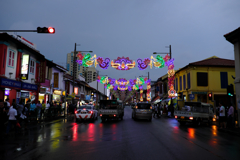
[153,45,172,59]
[72,43,92,104]
[99,74,108,100]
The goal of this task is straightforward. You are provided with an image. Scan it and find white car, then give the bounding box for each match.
[75,105,98,122]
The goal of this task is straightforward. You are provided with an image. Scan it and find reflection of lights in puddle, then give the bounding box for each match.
[188,128,195,139]
[16,147,21,151]
[212,125,217,136]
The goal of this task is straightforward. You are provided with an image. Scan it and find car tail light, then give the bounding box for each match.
[75,110,78,114]
[100,114,102,117]
[83,108,86,110]
[189,117,193,120]
[213,118,216,121]
[114,114,116,117]
[88,111,93,114]
[175,116,177,119]
[136,106,138,109]
[150,106,152,109]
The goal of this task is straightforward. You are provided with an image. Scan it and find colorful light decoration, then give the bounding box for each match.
[140,87,143,102]
[111,57,135,70]
[81,52,176,98]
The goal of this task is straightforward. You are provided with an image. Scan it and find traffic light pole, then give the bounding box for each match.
[72,43,77,104]
[0,30,37,32]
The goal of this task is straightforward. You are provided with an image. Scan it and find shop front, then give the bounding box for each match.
[0,77,22,105]
[39,87,51,103]
[53,89,62,104]
[40,79,51,103]
[21,82,38,103]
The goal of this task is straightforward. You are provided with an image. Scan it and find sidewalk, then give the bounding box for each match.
[217,127,240,137]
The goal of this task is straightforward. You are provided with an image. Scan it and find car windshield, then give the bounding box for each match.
[79,106,92,110]
[137,103,151,109]
[100,100,118,109]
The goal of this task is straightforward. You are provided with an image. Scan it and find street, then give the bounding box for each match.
[1,106,240,160]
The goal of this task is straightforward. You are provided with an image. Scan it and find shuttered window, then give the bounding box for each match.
[220,72,228,88]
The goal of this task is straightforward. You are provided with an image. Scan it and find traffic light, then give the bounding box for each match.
[208,92,212,101]
[178,92,183,100]
[227,84,234,96]
[37,27,55,33]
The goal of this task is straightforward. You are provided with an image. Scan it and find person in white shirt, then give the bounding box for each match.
[5,98,10,108]
[219,102,226,129]
[6,104,18,134]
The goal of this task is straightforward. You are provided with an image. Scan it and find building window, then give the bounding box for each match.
[220,72,228,88]
[197,72,208,86]
[176,78,178,92]
[183,75,186,90]
[8,50,15,67]
[180,76,182,91]
[187,73,191,89]
[30,60,35,74]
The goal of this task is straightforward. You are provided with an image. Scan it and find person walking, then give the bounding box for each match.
[5,104,18,135]
[17,99,24,120]
[227,105,234,128]
[36,101,42,121]
[153,104,158,118]
[41,101,46,119]
[29,101,36,121]
[5,98,10,108]
[219,102,226,129]
[0,99,6,137]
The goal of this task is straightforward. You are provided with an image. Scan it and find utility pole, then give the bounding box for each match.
[72,43,77,104]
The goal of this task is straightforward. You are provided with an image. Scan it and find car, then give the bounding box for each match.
[75,105,98,122]
[132,103,152,121]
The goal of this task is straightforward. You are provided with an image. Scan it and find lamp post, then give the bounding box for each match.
[99,74,108,100]
[153,45,172,59]
[72,43,92,104]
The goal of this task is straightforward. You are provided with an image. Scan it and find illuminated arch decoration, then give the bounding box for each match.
[111,57,135,70]
[165,58,176,98]
[97,57,111,69]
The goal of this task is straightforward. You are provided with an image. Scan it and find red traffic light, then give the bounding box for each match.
[208,93,212,97]
[48,27,55,33]
[37,27,55,33]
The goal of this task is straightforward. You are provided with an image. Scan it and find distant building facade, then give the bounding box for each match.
[66,52,97,83]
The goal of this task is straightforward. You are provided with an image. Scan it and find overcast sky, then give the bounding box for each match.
[1,0,240,82]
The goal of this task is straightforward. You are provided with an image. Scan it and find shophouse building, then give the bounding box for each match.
[174,56,235,108]
[0,33,44,105]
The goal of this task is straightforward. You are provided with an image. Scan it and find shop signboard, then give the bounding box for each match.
[21,92,29,98]
[54,73,59,88]
[40,87,46,93]
[74,87,78,95]
[22,82,38,91]
[4,90,10,95]
[86,95,91,100]
[0,78,21,89]
[53,90,62,95]
[39,60,46,83]
[21,54,30,80]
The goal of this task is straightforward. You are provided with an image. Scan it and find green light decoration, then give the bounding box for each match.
[139,77,145,85]
[82,53,92,67]
[156,55,165,68]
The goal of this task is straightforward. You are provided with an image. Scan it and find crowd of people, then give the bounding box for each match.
[0,98,65,136]
[152,101,175,118]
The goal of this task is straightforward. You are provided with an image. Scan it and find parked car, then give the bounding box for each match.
[132,103,153,121]
[75,105,98,122]
[174,102,216,126]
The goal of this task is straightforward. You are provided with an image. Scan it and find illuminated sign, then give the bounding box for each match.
[53,90,62,95]
[21,54,30,80]
[74,87,78,95]
[5,90,9,95]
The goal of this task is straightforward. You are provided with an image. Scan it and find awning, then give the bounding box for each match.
[151,95,160,103]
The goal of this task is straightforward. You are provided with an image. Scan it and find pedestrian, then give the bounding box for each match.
[153,104,158,118]
[219,102,226,129]
[0,99,6,136]
[6,103,18,135]
[168,103,172,117]
[227,105,234,128]
[12,99,16,108]
[36,101,42,121]
[20,103,29,131]
[29,101,36,121]
[5,98,10,108]
[17,99,24,120]
[41,101,46,118]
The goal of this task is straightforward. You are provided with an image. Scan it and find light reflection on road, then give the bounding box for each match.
[188,128,195,139]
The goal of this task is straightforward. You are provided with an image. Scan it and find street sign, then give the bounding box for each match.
[189,94,195,100]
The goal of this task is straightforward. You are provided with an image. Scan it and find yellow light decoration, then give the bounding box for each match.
[168,69,175,77]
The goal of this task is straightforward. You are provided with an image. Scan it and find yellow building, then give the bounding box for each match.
[174,56,235,108]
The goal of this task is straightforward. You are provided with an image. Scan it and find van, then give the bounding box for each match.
[132,103,152,121]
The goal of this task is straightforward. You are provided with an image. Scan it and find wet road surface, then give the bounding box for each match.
[1,106,240,160]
